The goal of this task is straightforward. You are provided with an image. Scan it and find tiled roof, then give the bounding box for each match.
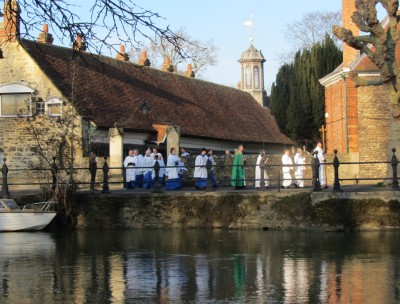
[21,39,291,144]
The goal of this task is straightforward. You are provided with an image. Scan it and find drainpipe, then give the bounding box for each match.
[341,71,349,153]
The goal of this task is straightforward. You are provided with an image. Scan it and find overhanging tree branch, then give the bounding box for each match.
[333,0,400,104]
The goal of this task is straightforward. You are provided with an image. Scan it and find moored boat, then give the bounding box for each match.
[0,199,57,231]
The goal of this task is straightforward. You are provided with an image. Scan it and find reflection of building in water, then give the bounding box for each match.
[0,233,56,303]
[283,257,309,304]
[109,255,126,303]
[324,259,392,304]
[319,261,328,303]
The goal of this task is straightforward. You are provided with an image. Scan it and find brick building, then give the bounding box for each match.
[0,1,292,187]
[319,0,395,182]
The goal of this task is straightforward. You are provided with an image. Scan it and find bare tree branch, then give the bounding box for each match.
[129,27,218,77]
[333,0,400,105]
[284,10,342,50]
[2,0,182,56]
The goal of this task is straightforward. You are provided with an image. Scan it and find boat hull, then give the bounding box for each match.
[0,212,57,231]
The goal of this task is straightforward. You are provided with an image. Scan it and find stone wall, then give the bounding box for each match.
[0,41,86,188]
[71,191,400,231]
[357,85,391,181]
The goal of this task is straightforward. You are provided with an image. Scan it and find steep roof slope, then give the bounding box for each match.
[21,39,291,144]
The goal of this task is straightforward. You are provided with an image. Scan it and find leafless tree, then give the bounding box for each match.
[333,0,400,109]
[285,10,342,50]
[130,27,218,77]
[2,0,182,55]
[24,61,90,221]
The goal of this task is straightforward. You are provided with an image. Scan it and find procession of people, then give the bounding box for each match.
[85,142,329,192]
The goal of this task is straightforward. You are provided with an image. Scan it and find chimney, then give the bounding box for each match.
[162,57,174,72]
[237,81,242,90]
[138,50,151,66]
[73,34,86,51]
[116,44,129,61]
[0,0,21,42]
[342,0,360,67]
[184,64,195,78]
[37,23,53,44]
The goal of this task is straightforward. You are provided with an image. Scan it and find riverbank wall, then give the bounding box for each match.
[61,190,400,231]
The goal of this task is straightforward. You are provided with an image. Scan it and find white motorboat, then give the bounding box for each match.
[0,199,57,231]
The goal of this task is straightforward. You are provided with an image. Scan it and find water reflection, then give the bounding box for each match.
[0,230,399,303]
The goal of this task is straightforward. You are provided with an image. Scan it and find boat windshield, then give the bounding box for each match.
[2,200,20,210]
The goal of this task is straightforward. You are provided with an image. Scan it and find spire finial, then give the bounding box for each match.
[244,14,255,44]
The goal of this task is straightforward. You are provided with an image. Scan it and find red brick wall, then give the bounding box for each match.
[342,0,359,67]
[325,78,359,154]
[347,80,359,153]
[325,81,345,153]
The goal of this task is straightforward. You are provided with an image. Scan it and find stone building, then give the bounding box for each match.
[238,43,268,107]
[319,0,396,183]
[0,0,292,187]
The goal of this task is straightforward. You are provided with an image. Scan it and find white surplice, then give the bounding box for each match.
[281,154,293,187]
[166,154,179,179]
[194,154,207,178]
[123,155,136,182]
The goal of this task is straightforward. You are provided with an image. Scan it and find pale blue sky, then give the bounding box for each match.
[130,1,342,91]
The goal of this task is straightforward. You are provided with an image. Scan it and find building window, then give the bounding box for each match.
[253,66,260,89]
[46,97,63,116]
[0,94,32,116]
[36,98,45,115]
[245,65,252,89]
[0,83,35,117]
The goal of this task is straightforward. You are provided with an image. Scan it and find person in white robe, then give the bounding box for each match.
[142,148,155,189]
[255,150,270,189]
[281,149,293,188]
[314,141,327,188]
[294,148,306,188]
[150,148,163,160]
[133,149,144,188]
[123,149,136,189]
[194,148,208,190]
[166,147,180,190]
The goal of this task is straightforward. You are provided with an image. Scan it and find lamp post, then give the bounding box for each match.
[140,100,149,115]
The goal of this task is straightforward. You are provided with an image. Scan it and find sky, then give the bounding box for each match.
[129,0,342,91]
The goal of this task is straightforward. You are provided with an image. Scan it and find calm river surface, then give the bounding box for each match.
[0,230,399,304]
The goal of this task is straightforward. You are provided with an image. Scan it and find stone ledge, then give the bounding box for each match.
[311,191,400,205]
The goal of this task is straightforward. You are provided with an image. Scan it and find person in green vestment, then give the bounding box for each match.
[231,144,245,189]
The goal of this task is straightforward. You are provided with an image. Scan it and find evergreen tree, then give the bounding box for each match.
[270,35,342,144]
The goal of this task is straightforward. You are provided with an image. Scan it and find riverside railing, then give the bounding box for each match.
[1,149,399,196]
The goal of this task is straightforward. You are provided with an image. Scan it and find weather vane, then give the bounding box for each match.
[243,14,255,43]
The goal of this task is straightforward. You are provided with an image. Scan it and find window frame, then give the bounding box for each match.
[253,66,260,89]
[0,84,35,117]
[46,97,63,117]
[245,65,252,89]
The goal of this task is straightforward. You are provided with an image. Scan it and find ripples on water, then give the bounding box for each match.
[0,230,399,304]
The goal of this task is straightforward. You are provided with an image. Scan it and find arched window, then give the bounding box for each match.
[245,65,252,89]
[253,66,260,89]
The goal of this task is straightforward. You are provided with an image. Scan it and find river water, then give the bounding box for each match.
[0,230,399,304]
